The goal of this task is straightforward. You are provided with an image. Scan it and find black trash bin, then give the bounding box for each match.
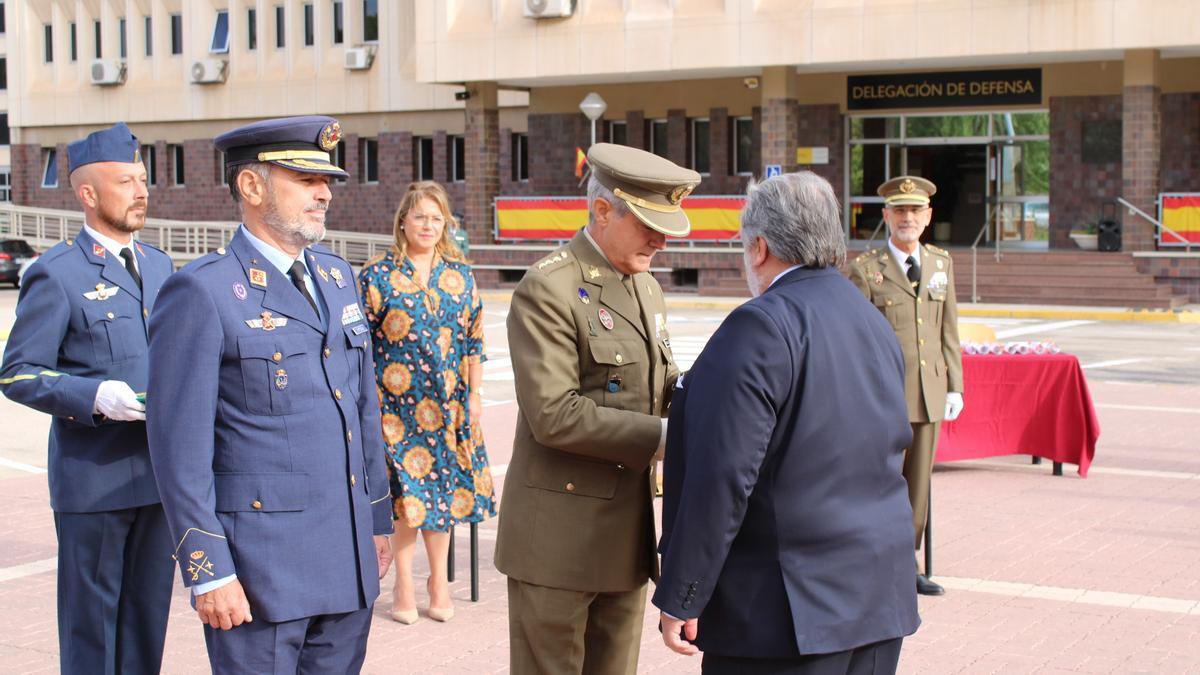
[1098,203,1121,252]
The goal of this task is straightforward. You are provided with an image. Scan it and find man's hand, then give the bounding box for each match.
[660,613,700,656]
[945,392,964,421]
[469,391,483,427]
[375,535,393,579]
[196,580,252,630]
[94,380,146,421]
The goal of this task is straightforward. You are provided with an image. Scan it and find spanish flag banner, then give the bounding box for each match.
[1160,194,1200,246]
[495,196,746,241]
[574,148,588,178]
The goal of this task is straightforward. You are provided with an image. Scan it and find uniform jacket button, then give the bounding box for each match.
[565,482,576,492]
[919,338,925,346]
[323,347,331,358]
[920,359,927,367]
[917,318,924,325]
[251,500,262,510]
[143,308,149,317]
[272,352,282,362]
[917,297,923,304]
[106,312,115,319]
[886,300,893,306]
[350,474,357,486]
[334,389,343,400]
[615,354,623,363]
[347,431,353,442]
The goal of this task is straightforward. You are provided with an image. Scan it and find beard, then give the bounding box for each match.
[742,249,761,298]
[95,198,147,233]
[262,190,327,247]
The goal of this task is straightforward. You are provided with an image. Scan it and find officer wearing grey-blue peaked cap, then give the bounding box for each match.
[146,115,393,674]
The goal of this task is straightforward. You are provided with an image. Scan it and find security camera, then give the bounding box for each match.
[743,77,760,89]
[455,90,471,101]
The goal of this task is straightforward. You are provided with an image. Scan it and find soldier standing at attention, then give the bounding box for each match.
[146,116,393,673]
[496,143,697,674]
[0,123,176,674]
[848,176,965,597]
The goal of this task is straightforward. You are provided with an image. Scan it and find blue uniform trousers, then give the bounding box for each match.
[202,605,373,674]
[53,504,174,675]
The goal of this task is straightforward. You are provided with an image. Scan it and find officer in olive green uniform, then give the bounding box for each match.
[848,176,964,597]
[497,143,697,674]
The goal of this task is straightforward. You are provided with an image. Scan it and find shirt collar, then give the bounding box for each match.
[768,265,803,290]
[83,223,136,259]
[241,225,312,278]
[887,238,920,271]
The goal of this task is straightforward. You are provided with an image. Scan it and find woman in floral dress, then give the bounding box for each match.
[358,181,496,624]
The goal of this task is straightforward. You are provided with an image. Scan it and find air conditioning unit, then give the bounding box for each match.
[523,0,576,19]
[344,46,376,71]
[190,59,229,84]
[90,59,126,86]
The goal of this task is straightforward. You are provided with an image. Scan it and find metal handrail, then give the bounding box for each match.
[0,203,396,268]
[1115,197,1192,253]
[969,204,998,303]
[867,218,887,244]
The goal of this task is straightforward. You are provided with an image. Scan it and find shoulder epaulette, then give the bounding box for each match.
[533,248,572,274]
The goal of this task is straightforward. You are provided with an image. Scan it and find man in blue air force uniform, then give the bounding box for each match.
[0,122,176,674]
[146,116,393,673]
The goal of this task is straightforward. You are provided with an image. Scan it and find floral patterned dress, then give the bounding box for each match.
[358,250,496,532]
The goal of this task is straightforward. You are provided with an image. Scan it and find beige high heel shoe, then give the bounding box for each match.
[389,608,419,625]
[427,577,455,622]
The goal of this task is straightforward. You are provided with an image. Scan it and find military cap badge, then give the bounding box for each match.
[899,178,916,194]
[668,184,696,205]
[319,121,343,151]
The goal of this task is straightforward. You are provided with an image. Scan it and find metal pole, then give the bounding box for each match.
[447,526,456,583]
[470,522,479,602]
[590,119,597,147]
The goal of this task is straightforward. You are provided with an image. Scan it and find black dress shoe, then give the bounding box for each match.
[917,574,945,596]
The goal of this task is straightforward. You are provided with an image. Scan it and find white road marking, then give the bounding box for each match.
[0,557,57,583]
[950,458,1199,481]
[1095,403,1200,415]
[937,576,1199,615]
[0,457,47,474]
[1081,358,1151,370]
[994,319,1095,340]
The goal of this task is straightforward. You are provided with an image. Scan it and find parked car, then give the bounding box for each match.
[0,239,40,288]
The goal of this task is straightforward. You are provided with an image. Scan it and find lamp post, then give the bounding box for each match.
[579,92,607,147]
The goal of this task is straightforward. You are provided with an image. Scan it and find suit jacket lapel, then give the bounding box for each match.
[569,234,647,339]
[77,229,143,302]
[135,243,167,309]
[230,230,323,332]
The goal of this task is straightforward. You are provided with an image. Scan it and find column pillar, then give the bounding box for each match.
[465,81,500,244]
[760,66,800,175]
[1121,49,1161,251]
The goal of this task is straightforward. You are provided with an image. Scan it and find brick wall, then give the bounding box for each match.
[1134,256,1200,302]
[465,107,500,243]
[1161,92,1200,194]
[797,104,845,204]
[1048,95,1123,249]
[1122,84,1161,251]
[526,112,590,197]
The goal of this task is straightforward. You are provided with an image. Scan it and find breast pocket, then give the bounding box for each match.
[237,335,315,416]
[342,324,371,396]
[588,338,644,410]
[81,303,145,364]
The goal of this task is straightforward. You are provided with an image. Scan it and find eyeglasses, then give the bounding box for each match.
[408,214,446,226]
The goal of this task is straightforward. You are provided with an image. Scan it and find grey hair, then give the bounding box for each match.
[740,171,845,268]
[586,174,630,225]
[227,162,273,203]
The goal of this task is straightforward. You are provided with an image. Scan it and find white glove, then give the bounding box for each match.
[654,418,668,461]
[94,380,146,421]
[944,392,964,421]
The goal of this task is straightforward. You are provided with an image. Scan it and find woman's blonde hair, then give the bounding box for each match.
[392,181,467,263]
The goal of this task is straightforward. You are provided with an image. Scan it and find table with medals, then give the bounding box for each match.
[935,351,1100,477]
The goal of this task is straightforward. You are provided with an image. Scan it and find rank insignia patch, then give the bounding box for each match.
[187,550,215,582]
[93,244,107,259]
[329,267,346,288]
[249,268,268,287]
[83,283,120,301]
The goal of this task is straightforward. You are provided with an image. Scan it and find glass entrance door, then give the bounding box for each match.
[988,126,1050,248]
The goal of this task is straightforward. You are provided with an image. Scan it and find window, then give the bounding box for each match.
[119,18,127,58]
[217,151,228,185]
[275,6,286,48]
[0,58,6,90]
[170,14,183,54]
[0,2,5,34]
[690,118,710,174]
[247,9,257,50]
[608,120,627,145]
[70,22,77,61]
[449,135,465,182]
[170,145,185,186]
[303,4,314,46]
[144,16,152,56]
[361,138,379,183]
[42,149,59,188]
[363,0,378,42]
[0,170,11,203]
[333,143,347,182]
[211,10,230,53]
[732,117,753,175]
[650,119,668,158]
[94,20,102,59]
[0,113,9,145]
[512,133,528,181]
[416,137,434,181]
[141,145,157,186]
[332,1,344,44]
[44,24,54,63]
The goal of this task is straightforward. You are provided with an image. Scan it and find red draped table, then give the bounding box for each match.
[935,353,1100,477]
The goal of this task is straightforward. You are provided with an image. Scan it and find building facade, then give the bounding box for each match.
[6,1,1200,300]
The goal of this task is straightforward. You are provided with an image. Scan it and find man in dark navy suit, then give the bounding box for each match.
[0,122,175,674]
[147,116,393,674]
[653,172,920,674]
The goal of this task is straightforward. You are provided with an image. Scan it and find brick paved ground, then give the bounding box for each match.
[1,306,1199,673]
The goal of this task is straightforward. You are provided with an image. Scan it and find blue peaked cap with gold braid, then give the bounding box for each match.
[67,122,141,173]
[215,115,349,179]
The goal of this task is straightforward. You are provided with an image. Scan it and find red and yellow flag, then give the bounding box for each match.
[574,147,587,178]
[1161,195,1200,245]
[494,196,746,241]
